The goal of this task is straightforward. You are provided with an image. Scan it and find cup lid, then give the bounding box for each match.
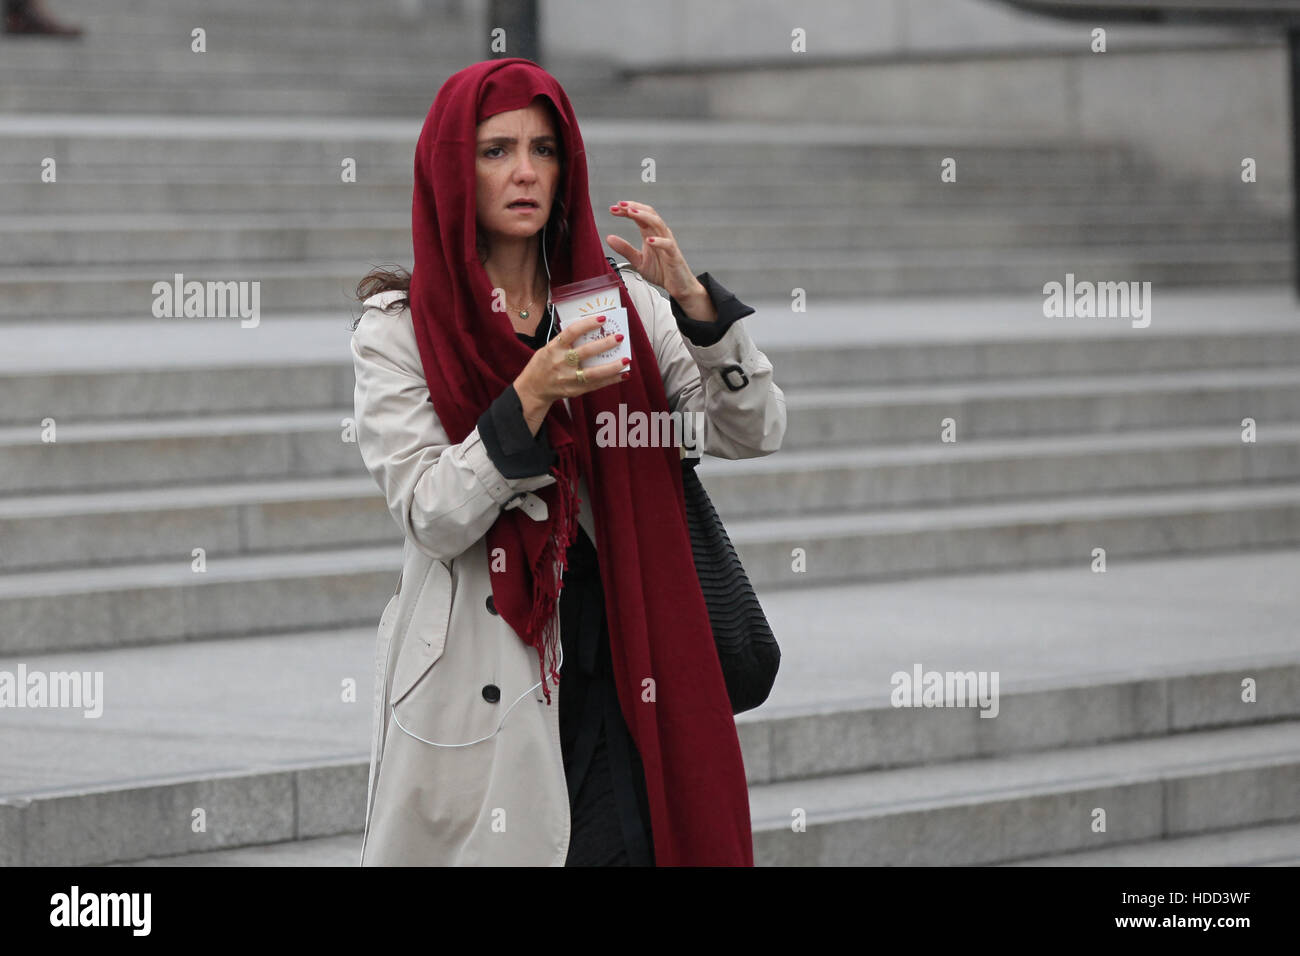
[551,271,621,304]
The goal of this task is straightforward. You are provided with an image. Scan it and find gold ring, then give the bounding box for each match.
[575,368,586,384]
[565,349,581,367]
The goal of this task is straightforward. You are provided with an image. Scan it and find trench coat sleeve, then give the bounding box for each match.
[620,267,786,459]
[350,294,558,562]
[477,383,556,479]
[668,272,752,347]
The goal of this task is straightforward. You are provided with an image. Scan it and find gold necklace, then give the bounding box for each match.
[509,294,533,320]
[505,286,546,322]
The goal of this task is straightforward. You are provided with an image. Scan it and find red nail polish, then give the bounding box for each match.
[597,315,606,322]
[622,358,630,365]
[615,333,624,341]
[648,237,655,243]
[621,371,630,379]
[619,201,628,206]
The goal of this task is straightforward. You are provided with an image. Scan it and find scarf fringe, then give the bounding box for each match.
[526,441,580,705]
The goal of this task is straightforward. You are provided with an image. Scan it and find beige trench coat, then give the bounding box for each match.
[351,265,786,866]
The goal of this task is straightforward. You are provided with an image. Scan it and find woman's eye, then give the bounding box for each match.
[481,144,553,158]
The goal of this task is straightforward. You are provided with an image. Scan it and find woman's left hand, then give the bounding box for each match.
[606,201,715,321]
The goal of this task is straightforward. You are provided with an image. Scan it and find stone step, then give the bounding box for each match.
[731,482,1300,589]
[783,366,1300,448]
[0,245,1287,317]
[1,151,1219,192]
[999,821,1300,866]
[594,179,1263,206]
[116,820,1300,866]
[0,180,1278,217]
[0,115,1177,174]
[0,409,360,496]
[698,244,1291,297]
[5,156,1198,189]
[2,212,1286,267]
[0,124,1236,185]
[0,43,631,88]
[5,424,1300,573]
[119,833,365,866]
[12,162,1229,194]
[9,705,1297,866]
[2,542,1295,865]
[748,720,1300,865]
[708,423,1300,516]
[0,86,445,119]
[0,154,1257,203]
[0,355,354,426]
[4,365,1299,492]
[46,0,460,21]
[0,44,467,79]
[1,28,461,55]
[0,183,415,214]
[0,81,706,121]
[6,10,478,58]
[4,314,1299,418]
[3,214,413,267]
[0,546,398,657]
[3,482,1300,655]
[0,476,389,574]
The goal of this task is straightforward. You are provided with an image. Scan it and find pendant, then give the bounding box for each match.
[518,309,529,320]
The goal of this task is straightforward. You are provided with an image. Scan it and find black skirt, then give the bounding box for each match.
[558,526,656,867]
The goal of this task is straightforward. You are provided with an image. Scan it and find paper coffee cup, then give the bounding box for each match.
[551,272,633,370]
[568,306,629,368]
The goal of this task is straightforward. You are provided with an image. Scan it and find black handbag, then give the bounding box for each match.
[606,257,780,714]
[680,455,781,713]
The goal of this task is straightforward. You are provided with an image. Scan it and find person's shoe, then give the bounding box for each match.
[4,8,83,37]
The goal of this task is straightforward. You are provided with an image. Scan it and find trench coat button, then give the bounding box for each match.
[485,594,498,615]
[482,684,501,703]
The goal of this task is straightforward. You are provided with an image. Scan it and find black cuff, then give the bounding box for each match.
[669,272,755,347]
[478,384,556,479]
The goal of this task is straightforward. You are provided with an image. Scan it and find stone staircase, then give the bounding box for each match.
[0,0,704,118]
[0,115,1289,313]
[0,0,1297,865]
[2,303,1299,865]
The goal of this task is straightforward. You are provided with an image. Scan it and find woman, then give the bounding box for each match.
[350,58,786,866]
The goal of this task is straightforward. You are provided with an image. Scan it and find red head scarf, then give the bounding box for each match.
[407,57,752,866]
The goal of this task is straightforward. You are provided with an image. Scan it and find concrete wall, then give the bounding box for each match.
[625,42,1288,189]
[538,0,1255,65]
[527,0,1288,193]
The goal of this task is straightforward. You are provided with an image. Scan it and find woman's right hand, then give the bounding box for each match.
[513,315,631,432]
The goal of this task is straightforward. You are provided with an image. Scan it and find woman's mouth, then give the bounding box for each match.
[507,199,539,211]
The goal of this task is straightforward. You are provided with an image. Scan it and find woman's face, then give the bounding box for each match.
[475,99,561,248]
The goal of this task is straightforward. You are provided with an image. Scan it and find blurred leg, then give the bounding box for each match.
[563,726,631,867]
[4,0,83,37]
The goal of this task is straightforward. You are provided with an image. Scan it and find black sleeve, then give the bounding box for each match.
[477,383,556,479]
[668,271,756,347]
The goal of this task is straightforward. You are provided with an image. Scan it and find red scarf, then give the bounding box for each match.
[406,58,753,866]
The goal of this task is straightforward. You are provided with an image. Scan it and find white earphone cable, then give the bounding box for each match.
[389,217,564,750]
